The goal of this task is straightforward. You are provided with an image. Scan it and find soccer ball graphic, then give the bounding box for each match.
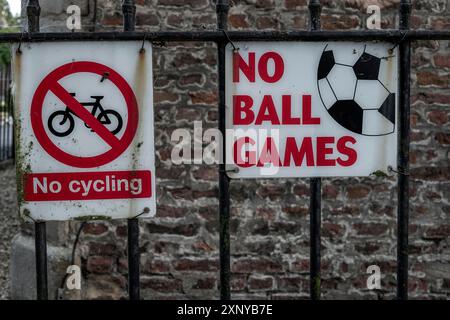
[317,43,396,136]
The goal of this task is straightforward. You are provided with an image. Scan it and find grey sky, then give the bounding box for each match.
[7,0,21,17]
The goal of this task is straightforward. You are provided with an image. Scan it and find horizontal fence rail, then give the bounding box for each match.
[0,30,449,43]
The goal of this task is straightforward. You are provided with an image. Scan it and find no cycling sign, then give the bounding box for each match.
[13,42,156,221]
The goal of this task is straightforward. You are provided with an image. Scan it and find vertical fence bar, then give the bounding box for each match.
[27,0,48,301]
[1,69,5,161]
[7,66,13,159]
[216,0,231,300]
[122,0,140,301]
[35,222,48,300]
[397,0,411,300]
[308,0,322,301]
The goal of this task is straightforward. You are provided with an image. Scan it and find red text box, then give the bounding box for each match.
[24,170,152,201]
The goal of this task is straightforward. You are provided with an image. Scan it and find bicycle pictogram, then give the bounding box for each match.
[48,93,123,137]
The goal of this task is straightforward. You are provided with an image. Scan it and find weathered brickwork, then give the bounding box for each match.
[11,0,449,300]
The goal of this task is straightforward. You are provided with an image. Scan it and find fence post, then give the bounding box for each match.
[397,0,411,300]
[27,0,40,33]
[308,0,322,301]
[26,0,48,301]
[122,0,140,301]
[216,0,231,301]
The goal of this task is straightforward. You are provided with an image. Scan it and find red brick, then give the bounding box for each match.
[343,0,398,10]
[192,188,218,199]
[323,222,345,238]
[144,259,171,273]
[136,12,159,26]
[174,258,218,272]
[154,90,179,104]
[435,132,450,145]
[115,225,127,237]
[353,223,388,236]
[434,54,450,68]
[167,13,183,27]
[355,242,381,255]
[346,185,370,199]
[141,276,182,292]
[87,256,114,274]
[330,205,360,216]
[322,15,360,29]
[231,275,247,291]
[179,74,204,86]
[248,276,274,290]
[193,167,218,181]
[155,205,185,218]
[323,185,339,199]
[189,91,218,105]
[229,14,249,29]
[282,205,308,216]
[430,17,450,30]
[193,277,216,290]
[259,184,285,200]
[88,243,116,256]
[290,258,309,273]
[255,0,275,8]
[83,223,108,235]
[413,92,450,105]
[284,0,307,10]
[232,258,283,273]
[147,222,199,236]
[423,225,450,240]
[416,71,449,88]
[256,16,278,29]
[157,0,208,8]
[411,166,449,180]
[293,184,308,197]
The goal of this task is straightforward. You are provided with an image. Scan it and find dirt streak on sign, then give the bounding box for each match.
[13,42,156,221]
[225,42,398,178]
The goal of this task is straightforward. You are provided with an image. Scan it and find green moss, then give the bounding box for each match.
[313,276,321,299]
[371,170,388,177]
[74,215,112,221]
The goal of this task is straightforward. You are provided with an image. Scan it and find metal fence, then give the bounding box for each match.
[3,0,449,300]
[0,64,14,162]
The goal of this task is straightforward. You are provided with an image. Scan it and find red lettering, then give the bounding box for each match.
[283,137,314,167]
[282,95,301,125]
[316,137,335,166]
[257,137,281,167]
[255,95,280,125]
[233,52,255,83]
[233,137,256,167]
[233,95,255,125]
[337,136,357,166]
[258,52,284,83]
[302,95,320,125]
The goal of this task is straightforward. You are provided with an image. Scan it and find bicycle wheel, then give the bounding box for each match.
[48,111,75,137]
[99,110,123,135]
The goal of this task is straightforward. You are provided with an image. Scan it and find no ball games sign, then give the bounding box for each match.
[13,42,155,221]
[225,42,398,178]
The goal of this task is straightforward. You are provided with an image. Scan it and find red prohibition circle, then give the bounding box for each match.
[31,61,139,168]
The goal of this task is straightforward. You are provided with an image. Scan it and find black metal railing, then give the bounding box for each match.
[0,64,14,162]
[10,0,450,301]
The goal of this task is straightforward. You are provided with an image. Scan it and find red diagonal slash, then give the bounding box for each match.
[50,81,121,148]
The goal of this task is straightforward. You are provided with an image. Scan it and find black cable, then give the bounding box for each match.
[57,221,86,298]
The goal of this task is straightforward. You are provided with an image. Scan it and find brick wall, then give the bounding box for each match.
[18,0,449,300]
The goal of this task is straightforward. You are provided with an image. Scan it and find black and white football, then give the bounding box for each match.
[317,43,396,136]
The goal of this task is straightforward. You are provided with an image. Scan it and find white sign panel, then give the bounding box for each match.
[13,41,156,221]
[225,42,398,178]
